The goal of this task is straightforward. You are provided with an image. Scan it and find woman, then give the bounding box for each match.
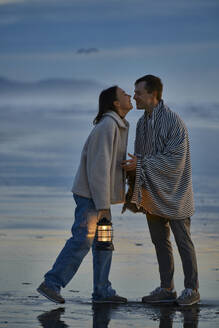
[37,86,132,303]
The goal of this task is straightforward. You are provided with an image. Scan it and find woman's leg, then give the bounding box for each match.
[92,233,115,300]
[44,194,98,292]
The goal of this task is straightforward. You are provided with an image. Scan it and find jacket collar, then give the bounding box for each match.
[103,110,129,129]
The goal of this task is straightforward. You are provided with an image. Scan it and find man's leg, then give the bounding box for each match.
[146,213,175,289]
[142,213,177,303]
[44,194,98,292]
[169,218,199,290]
[169,218,200,305]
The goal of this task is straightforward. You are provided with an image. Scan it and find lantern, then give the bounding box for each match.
[96,217,114,251]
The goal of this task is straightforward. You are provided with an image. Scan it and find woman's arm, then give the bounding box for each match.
[86,119,117,210]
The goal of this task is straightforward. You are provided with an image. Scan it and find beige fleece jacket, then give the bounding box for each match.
[72,111,129,210]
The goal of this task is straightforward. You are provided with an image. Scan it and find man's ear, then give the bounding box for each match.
[152,90,158,99]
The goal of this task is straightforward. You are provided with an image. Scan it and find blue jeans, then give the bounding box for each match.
[44,194,116,300]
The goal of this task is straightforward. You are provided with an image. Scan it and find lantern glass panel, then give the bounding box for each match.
[98,225,112,242]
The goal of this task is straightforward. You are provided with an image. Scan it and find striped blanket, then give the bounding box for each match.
[124,100,195,219]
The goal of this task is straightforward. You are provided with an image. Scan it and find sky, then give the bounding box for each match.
[0,0,219,103]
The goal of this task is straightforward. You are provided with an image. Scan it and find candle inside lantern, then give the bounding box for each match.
[98,225,110,242]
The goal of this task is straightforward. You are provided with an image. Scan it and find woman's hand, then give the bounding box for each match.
[98,209,111,221]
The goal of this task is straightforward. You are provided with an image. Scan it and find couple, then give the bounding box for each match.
[37,74,200,306]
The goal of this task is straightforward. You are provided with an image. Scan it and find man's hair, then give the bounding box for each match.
[135,75,163,101]
[93,86,118,125]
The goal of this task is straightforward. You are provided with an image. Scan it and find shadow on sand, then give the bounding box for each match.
[37,302,200,328]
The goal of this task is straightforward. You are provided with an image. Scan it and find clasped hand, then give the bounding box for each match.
[121,153,137,173]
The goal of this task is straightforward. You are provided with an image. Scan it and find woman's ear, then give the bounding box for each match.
[113,100,120,110]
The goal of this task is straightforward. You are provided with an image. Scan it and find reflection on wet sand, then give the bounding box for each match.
[181,306,199,328]
[37,303,200,328]
[92,303,114,328]
[147,304,200,328]
[37,308,68,328]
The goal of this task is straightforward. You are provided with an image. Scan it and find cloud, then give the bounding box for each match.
[0,0,25,4]
[173,102,219,129]
[1,41,218,60]
[0,76,105,102]
[188,103,219,121]
[0,15,20,24]
[0,76,103,91]
[1,0,218,26]
[76,48,99,55]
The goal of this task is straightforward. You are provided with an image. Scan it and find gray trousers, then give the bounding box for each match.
[146,214,199,289]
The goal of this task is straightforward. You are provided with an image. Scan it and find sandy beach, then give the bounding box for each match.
[0,209,219,328]
[0,115,219,327]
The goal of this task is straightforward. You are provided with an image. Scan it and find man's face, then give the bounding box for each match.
[115,87,133,117]
[133,81,155,110]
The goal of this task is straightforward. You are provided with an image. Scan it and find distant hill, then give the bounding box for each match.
[0,77,103,95]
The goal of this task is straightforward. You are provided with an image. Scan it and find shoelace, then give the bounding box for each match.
[180,288,193,299]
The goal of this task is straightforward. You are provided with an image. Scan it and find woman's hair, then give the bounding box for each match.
[93,85,118,125]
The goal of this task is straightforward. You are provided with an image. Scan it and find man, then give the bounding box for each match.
[37,86,132,304]
[122,75,200,306]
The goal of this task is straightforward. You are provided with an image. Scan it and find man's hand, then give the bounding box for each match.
[121,153,137,172]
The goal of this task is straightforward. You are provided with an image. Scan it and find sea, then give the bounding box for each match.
[0,93,219,231]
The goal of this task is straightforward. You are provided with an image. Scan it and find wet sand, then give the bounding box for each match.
[1,295,219,328]
[0,219,219,327]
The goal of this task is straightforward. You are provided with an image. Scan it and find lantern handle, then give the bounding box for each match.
[98,209,111,221]
[98,217,112,225]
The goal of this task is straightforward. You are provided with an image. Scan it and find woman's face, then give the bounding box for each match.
[114,87,133,117]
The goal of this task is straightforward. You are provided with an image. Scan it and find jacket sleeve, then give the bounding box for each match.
[86,120,117,210]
